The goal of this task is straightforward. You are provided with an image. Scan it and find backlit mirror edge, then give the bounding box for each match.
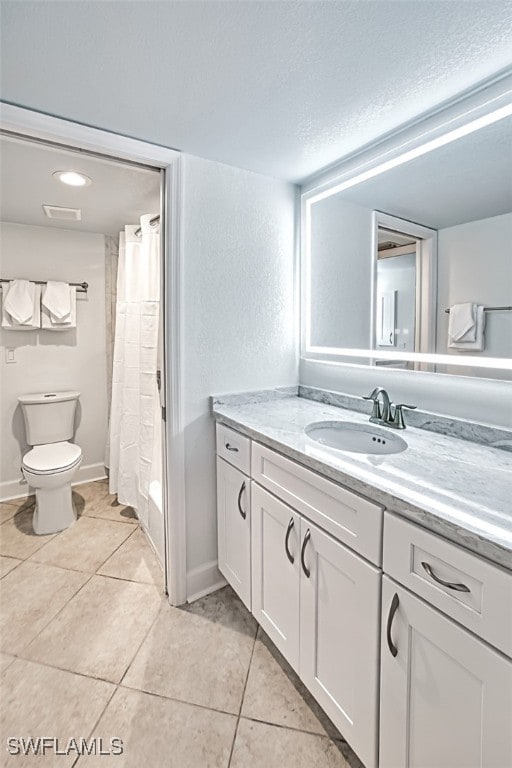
[300,84,512,378]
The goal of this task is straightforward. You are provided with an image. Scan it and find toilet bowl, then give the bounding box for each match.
[22,442,82,534]
[19,391,82,535]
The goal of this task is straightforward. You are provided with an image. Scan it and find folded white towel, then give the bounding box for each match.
[3,279,35,324]
[2,282,41,329]
[448,305,485,351]
[448,302,476,342]
[42,281,71,322]
[41,285,76,331]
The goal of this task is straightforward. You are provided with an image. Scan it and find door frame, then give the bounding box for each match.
[0,103,187,605]
[372,211,438,370]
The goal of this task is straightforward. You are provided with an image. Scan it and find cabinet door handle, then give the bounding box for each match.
[237,482,247,520]
[301,529,311,578]
[284,518,295,564]
[387,592,399,657]
[421,561,470,593]
[225,442,239,452]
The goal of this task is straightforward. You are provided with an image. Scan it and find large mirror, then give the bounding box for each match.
[304,110,512,379]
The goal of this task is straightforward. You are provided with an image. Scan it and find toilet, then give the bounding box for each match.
[19,391,82,535]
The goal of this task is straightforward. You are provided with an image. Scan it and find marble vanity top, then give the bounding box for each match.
[212,391,512,571]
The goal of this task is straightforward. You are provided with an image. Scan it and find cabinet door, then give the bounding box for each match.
[216,457,251,609]
[251,483,300,669]
[380,576,512,768]
[299,519,381,768]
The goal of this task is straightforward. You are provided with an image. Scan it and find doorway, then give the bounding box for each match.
[0,104,186,605]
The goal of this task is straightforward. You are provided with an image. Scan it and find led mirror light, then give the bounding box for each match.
[53,170,92,187]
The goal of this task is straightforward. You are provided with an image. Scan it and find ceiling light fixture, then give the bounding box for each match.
[53,170,92,187]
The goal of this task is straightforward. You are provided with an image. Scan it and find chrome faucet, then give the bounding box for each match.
[363,388,416,430]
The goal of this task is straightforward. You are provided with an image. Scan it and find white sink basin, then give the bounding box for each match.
[305,421,407,455]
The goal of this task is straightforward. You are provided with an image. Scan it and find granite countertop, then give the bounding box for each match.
[212,393,512,571]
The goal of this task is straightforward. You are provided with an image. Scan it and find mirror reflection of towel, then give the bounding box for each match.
[448,304,485,351]
[448,302,476,342]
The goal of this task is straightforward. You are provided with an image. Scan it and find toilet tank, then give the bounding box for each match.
[18,391,80,446]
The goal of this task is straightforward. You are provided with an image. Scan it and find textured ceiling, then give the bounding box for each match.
[1,1,512,182]
[0,137,161,234]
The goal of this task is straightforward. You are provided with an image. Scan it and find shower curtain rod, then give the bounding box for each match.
[134,214,160,237]
[0,278,88,292]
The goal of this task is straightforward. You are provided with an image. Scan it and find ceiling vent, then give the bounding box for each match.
[43,204,82,221]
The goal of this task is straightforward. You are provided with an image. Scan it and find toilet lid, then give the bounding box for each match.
[23,442,82,474]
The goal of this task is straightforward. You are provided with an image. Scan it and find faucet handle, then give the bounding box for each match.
[393,403,417,429]
[362,391,381,420]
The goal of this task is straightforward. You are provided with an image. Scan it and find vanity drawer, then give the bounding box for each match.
[384,512,512,657]
[251,442,383,565]
[216,423,251,475]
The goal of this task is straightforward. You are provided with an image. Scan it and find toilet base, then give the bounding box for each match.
[33,484,77,535]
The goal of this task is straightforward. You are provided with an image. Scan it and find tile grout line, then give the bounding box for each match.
[227,624,259,767]
[69,579,169,767]
[11,570,96,658]
[70,683,119,768]
[5,483,138,658]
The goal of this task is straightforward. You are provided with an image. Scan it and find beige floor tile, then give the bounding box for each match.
[23,575,163,683]
[1,501,23,525]
[0,652,15,675]
[76,687,236,767]
[231,719,355,768]
[124,586,257,714]
[0,658,115,768]
[0,555,22,579]
[242,629,340,737]
[98,529,162,585]
[0,506,55,559]
[73,479,109,503]
[83,492,138,524]
[0,560,89,654]
[30,515,135,573]
[0,497,35,524]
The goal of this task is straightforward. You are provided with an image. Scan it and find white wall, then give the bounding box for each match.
[182,155,297,597]
[310,195,372,348]
[0,223,108,499]
[436,212,512,375]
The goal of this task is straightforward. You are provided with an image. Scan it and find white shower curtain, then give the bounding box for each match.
[108,214,161,523]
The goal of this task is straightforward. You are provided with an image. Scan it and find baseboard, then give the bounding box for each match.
[0,462,107,503]
[72,463,108,487]
[186,560,227,603]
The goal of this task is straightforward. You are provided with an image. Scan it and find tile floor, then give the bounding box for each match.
[0,480,363,768]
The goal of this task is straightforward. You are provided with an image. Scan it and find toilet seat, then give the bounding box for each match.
[22,441,82,475]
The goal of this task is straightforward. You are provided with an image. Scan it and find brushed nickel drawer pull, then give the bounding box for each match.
[421,561,470,593]
[284,518,295,564]
[301,529,311,578]
[387,592,400,657]
[237,482,247,520]
[225,442,239,452]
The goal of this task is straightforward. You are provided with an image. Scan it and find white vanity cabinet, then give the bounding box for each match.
[249,443,382,768]
[251,481,381,767]
[380,576,512,768]
[251,483,301,668]
[216,424,252,610]
[215,422,512,768]
[380,512,512,768]
[299,518,380,768]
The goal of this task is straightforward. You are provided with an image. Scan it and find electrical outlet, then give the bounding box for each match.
[5,348,16,363]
